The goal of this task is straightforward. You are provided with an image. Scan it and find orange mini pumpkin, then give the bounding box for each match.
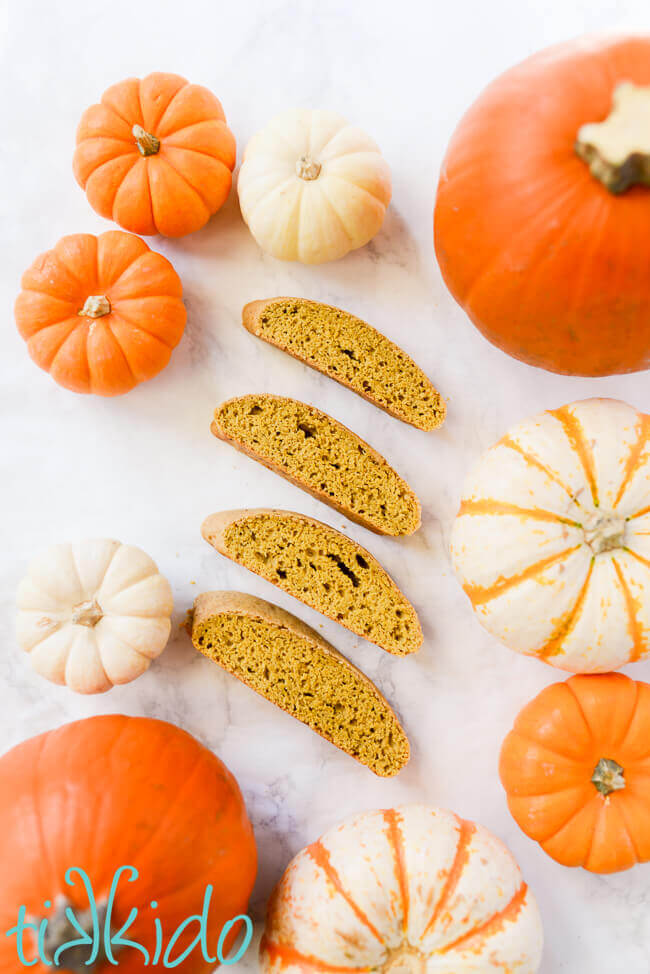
[435,35,650,376]
[15,231,186,395]
[0,715,257,973]
[73,72,236,237]
[500,673,650,873]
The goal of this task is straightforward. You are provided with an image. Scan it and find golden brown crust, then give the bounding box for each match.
[242,297,446,431]
[201,508,423,654]
[210,395,421,537]
[241,299,271,332]
[190,590,410,776]
[192,590,329,647]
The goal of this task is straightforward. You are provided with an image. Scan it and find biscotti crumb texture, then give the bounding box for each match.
[243,297,446,431]
[190,591,410,777]
[202,509,423,655]
[211,395,421,536]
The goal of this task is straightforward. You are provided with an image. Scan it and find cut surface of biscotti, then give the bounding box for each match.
[202,509,422,656]
[189,591,410,777]
[243,297,446,431]
[211,395,421,536]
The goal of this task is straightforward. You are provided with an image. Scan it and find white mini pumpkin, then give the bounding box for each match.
[452,398,650,673]
[237,108,392,264]
[16,539,173,693]
[261,805,543,974]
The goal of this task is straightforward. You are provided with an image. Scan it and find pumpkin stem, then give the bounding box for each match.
[71,599,103,627]
[582,512,626,554]
[296,155,322,180]
[576,82,650,193]
[133,124,161,157]
[78,295,111,319]
[35,896,118,973]
[382,946,425,974]
[592,758,626,797]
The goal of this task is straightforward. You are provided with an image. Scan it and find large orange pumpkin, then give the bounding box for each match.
[0,715,257,973]
[500,673,650,873]
[73,73,236,237]
[15,231,186,395]
[434,35,650,376]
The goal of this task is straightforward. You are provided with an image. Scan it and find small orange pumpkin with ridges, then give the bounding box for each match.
[73,72,236,237]
[500,672,650,873]
[15,231,186,395]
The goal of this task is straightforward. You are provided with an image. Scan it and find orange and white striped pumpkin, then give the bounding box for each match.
[260,805,543,974]
[451,398,650,673]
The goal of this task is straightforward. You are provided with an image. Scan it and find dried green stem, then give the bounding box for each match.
[592,758,625,797]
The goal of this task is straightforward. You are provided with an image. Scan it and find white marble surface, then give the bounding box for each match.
[3,0,650,970]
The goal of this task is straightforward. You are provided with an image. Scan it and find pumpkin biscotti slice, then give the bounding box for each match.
[243,297,446,431]
[211,395,421,536]
[202,509,422,656]
[189,591,410,777]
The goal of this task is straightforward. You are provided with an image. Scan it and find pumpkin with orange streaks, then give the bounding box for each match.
[74,72,236,238]
[500,673,650,873]
[260,805,543,974]
[15,231,186,395]
[0,715,257,973]
[434,35,650,376]
[451,398,650,672]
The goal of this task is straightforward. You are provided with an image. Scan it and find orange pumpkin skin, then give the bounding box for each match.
[0,715,257,973]
[15,231,186,395]
[500,673,650,873]
[73,73,236,237]
[434,35,650,376]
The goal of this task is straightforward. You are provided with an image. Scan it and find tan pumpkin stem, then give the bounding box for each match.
[71,599,103,627]
[78,295,111,318]
[382,946,426,974]
[132,124,161,156]
[592,757,626,797]
[582,512,626,554]
[35,895,118,973]
[576,82,650,193]
[296,155,322,180]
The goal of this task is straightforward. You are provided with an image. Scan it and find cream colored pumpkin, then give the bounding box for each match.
[16,539,173,693]
[261,805,543,974]
[451,398,650,673]
[237,109,391,264]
